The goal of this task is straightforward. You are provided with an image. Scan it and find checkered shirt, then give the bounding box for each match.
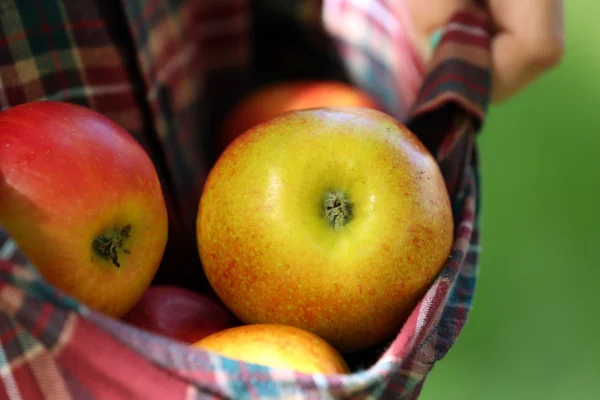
[0,0,491,398]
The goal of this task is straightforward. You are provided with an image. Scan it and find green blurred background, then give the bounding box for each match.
[421,3,599,400]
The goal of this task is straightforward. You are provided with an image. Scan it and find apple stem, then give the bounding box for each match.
[324,190,353,230]
[92,225,132,267]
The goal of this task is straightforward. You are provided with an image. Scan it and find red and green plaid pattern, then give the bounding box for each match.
[0,0,144,134]
[0,0,491,398]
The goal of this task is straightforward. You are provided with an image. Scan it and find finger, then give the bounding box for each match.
[486,0,565,102]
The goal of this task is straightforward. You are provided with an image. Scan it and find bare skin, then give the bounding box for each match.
[401,0,565,103]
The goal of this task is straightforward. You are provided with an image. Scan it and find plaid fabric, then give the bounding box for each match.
[322,0,427,121]
[0,0,491,398]
[0,0,251,290]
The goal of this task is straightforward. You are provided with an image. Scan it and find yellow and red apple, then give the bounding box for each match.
[197,107,454,353]
[0,101,168,318]
[192,324,350,374]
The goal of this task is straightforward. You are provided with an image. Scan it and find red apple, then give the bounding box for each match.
[0,101,168,318]
[192,324,350,374]
[216,80,382,154]
[197,107,453,353]
[122,285,239,343]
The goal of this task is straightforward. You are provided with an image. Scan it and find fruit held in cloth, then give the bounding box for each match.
[197,106,453,352]
[0,101,168,318]
[193,324,350,374]
[123,285,239,343]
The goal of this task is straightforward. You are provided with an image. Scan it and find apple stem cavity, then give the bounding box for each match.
[92,225,132,268]
[324,190,353,230]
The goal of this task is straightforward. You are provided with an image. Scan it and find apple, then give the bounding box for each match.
[192,324,350,374]
[122,285,239,343]
[197,107,454,353]
[0,101,168,318]
[216,80,382,155]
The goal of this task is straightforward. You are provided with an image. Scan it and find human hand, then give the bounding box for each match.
[402,0,565,103]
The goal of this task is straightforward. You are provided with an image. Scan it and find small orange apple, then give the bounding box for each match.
[192,324,350,374]
[216,80,382,154]
[197,107,453,353]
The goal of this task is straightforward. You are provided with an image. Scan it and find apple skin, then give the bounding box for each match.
[0,101,168,318]
[192,324,350,374]
[216,80,382,155]
[197,106,454,353]
[122,285,239,343]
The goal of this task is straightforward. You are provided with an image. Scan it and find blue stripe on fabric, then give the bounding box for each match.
[430,30,443,49]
